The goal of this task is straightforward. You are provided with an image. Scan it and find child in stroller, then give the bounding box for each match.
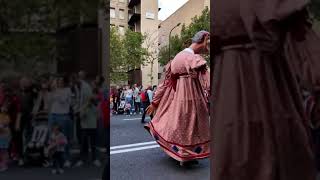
[124,103,132,116]
[25,111,49,166]
[117,98,126,114]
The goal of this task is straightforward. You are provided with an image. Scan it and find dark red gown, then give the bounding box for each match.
[211,0,317,179]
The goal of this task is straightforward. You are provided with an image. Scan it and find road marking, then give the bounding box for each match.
[110,144,160,155]
[70,147,106,154]
[111,141,157,150]
[123,117,151,121]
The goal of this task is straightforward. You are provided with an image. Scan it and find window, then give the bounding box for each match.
[110,8,116,18]
[119,26,125,35]
[119,9,125,20]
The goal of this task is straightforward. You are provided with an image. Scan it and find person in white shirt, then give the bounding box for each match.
[147,87,153,104]
[133,84,141,114]
[125,86,134,115]
[48,75,72,168]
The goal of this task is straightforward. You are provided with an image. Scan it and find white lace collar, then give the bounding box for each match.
[183,48,194,54]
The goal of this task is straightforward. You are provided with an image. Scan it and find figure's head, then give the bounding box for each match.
[190,30,210,54]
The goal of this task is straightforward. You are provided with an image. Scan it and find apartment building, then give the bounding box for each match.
[158,0,210,48]
[110,0,129,35]
[110,0,160,87]
[99,8,109,79]
[157,0,210,76]
[4,1,105,79]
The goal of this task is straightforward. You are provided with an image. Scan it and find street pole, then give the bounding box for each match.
[168,23,181,61]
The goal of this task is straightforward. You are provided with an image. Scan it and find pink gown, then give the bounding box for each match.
[145,49,210,162]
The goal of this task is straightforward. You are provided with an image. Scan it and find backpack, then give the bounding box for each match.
[141,91,147,102]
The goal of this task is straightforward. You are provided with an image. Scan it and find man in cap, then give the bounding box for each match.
[145,30,210,166]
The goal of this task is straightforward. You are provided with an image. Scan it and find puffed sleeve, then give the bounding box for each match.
[189,55,207,70]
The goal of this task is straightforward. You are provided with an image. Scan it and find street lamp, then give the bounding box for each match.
[168,23,181,61]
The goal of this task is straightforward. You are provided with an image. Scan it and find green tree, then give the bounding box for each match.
[110,28,148,84]
[110,27,127,84]
[123,29,148,70]
[310,0,320,21]
[158,35,183,66]
[158,7,210,66]
[180,7,210,43]
[158,46,169,66]
[0,0,58,73]
[143,31,160,85]
[0,0,100,76]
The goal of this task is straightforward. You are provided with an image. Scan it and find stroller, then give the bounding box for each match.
[117,98,126,114]
[24,111,49,166]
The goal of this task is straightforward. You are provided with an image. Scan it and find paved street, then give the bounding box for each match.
[110,114,210,180]
[0,143,106,180]
[0,165,104,180]
[0,152,105,180]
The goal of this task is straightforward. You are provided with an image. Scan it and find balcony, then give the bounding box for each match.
[128,4,141,14]
[128,8,141,26]
[128,14,140,26]
[128,0,140,8]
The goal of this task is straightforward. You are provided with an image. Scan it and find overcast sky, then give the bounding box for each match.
[158,0,188,21]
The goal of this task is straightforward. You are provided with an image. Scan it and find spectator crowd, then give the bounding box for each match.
[0,71,108,174]
[110,84,156,123]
